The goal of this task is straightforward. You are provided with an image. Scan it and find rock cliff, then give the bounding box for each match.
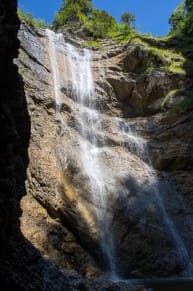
[16,19,193,283]
[1,3,193,289]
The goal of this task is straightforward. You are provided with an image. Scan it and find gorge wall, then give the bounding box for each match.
[1,2,193,289]
[0,3,98,291]
[16,19,193,283]
[0,0,30,288]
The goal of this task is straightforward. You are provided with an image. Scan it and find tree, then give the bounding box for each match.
[121,12,136,27]
[53,0,93,29]
[183,0,193,36]
[168,0,193,37]
[169,1,186,33]
[52,0,136,40]
[62,0,93,16]
[85,9,117,38]
[186,0,193,11]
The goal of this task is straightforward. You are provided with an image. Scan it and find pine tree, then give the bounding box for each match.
[121,12,136,28]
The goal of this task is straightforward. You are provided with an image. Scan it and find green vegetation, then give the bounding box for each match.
[169,0,193,39]
[53,0,93,30]
[84,9,118,38]
[169,2,186,36]
[80,40,103,49]
[161,88,193,113]
[184,0,193,36]
[131,1,193,113]
[18,9,48,29]
[53,0,136,41]
[121,12,136,28]
[161,89,185,108]
[129,1,193,80]
[110,30,135,44]
[131,36,186,75]
[165,62,186,75]
[168,0,193,75]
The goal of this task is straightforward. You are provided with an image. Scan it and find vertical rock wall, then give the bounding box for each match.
[17,22,193,280]
[0,5,98,289]
[0,0,20,268]
[0,0,31,288]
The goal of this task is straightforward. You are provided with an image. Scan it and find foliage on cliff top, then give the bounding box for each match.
[53,0,92,30]
[169,0,193,39]
[18,10,48,29]
[130,0,193,78]
[168,0,193,78]
[161,88,193,112]
[52,0,136,40]
[131,35,186,76]
[80,40,103,49]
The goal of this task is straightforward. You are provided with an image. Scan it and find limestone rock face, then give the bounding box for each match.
[16,20,193,284]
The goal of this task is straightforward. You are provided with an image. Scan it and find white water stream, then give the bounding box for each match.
[117,119,191,274]
[46,30,117,277]
[46,29,191,279]
[46,30,62,111]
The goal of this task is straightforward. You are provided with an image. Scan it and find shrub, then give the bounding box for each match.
[53,0,136,41]
[84,9,118,38]
[18,10,48,29]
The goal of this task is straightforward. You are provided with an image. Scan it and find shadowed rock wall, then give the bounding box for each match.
[0,2,96,290]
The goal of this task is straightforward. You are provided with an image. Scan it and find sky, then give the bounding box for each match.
[18,0,182,36]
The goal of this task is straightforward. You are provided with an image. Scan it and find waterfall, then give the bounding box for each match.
[46,29,63,112]
[46,28,192,279]
[46,30,117,278]
[117,119,191,273]
[66,43,117,276]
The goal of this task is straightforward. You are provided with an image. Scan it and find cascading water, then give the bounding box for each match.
[117,118,191,274]
[46,28,192,279]
[66,43,117,277]
[46,29,117,278]
[46,30,62,112]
